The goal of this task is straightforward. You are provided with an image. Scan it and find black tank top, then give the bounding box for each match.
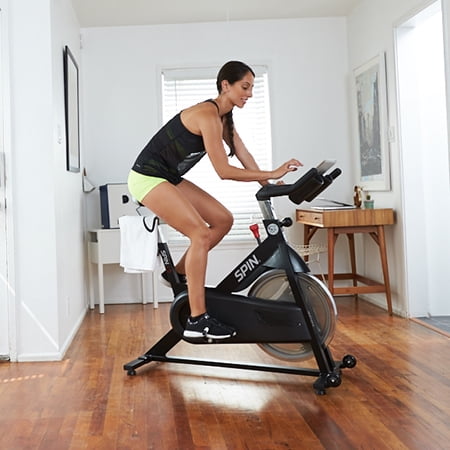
[131,99,219,184]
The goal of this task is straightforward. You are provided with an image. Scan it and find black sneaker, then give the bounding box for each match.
[183,313,236,340]
[160,270,187,287]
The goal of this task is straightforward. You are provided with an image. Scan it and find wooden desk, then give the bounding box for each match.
[296,208,395,315]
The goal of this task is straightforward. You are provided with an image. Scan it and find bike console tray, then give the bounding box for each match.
[256,164,341,205]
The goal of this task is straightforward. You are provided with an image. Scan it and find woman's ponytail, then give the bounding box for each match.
[223,111,235,156]
[216,61,255,158]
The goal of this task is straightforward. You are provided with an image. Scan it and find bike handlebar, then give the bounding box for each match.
[255,167,342,205]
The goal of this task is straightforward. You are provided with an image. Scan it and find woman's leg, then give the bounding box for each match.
[139,181,211,317]
[173,179,234,275]
[140,180,236,339]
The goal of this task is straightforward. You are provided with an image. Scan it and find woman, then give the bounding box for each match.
[128,61,301,340]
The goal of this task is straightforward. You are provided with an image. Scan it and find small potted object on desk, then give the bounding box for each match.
[364,192,374,209]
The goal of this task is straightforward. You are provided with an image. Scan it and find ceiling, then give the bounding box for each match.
[70,0,362,28]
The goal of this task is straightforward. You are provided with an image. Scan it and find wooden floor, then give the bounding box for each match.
[1,297,450,449]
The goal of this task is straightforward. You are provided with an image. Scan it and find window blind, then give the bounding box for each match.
[161,66,272,241]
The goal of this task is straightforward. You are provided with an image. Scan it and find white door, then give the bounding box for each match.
[0,6,9,358]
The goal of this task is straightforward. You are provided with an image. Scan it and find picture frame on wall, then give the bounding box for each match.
[63,45,80,173]
[354,53,390,191]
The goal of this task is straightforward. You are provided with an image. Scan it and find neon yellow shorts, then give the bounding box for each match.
[127,170,167,203]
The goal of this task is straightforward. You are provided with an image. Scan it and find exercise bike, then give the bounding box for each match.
[124,163,356,395]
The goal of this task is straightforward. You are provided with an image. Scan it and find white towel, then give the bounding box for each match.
[119,215,158,273]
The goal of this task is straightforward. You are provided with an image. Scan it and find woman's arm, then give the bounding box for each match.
[199,112,301,183]
[224,127,302,183]
[232,130,269,185]
[232,129,302,186]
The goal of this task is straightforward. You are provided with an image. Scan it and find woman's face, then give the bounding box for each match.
[225,71,254,108]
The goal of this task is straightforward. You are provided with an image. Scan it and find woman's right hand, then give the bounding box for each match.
[271,159,303,180]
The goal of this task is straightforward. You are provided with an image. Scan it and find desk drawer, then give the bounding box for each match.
[88,241,120,264]
[296,210,324,226]
[296,208,395,227]
[88,230,121,264]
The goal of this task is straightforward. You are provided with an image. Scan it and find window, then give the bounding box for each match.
[162,65,272,241]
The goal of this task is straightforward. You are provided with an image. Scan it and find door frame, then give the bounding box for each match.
[0,1,16,360]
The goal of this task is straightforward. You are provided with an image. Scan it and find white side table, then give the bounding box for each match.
[87,229,158,313]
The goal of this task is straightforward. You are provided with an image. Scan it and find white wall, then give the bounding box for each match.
[80,18,351,203]
[80,18,353,302]
[7,0,86,360]
[50,0,88,355]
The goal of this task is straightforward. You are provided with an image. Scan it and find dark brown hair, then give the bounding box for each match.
[216,61,255,156]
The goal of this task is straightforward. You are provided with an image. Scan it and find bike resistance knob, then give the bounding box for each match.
[249,223,261,244]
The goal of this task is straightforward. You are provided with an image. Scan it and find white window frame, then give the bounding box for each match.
[161,65,272,242]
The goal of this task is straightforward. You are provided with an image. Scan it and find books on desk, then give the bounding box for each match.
[309,198,356,210]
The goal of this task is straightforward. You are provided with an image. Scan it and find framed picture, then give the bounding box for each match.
[354,53,390,191]
[63,45,80,173]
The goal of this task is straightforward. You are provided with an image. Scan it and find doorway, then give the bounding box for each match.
[395,0,450,318]
[0,5,10,358]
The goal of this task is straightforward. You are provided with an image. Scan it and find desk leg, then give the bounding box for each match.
[346,233,358,291]
[377,225,393,316]
[152,271,158,309]
[303,225,309,262]
[87,246,95,310]
[327,228,336,294]
[97,263,105,314]
[303,225,318,263]
[141,273,148,305]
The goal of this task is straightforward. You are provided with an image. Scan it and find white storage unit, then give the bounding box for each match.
[99,183,137,228]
